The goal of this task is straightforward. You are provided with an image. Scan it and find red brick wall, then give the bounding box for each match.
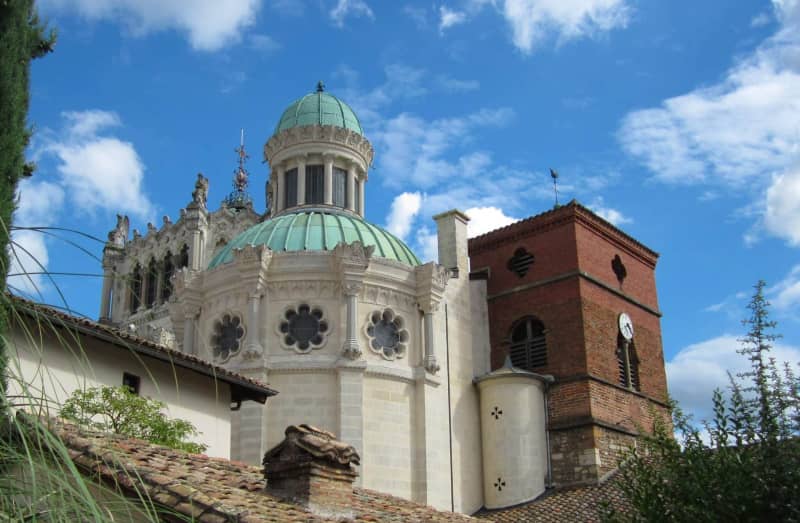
[469,202,670,485]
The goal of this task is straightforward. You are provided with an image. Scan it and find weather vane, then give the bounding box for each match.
[223,129,252,210]
[550,168,560,208]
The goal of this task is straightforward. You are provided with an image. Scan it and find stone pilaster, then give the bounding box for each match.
[415,262,449,374]
[232,244,273,359]
[332,241,373,360]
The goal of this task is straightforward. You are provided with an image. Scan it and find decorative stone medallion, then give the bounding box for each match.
[364,308,409,360]
[278,304,330,353]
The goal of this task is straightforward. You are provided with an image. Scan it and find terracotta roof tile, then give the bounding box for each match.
[50,419,479,523]
[9,294,277,403]
[474,475,632,523]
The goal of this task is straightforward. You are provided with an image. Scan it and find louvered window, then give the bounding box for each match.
[509,317,547,370]
[306,165,324,204]
[617,336,641,391]
[285,168,298,207]
[333,167,347,208]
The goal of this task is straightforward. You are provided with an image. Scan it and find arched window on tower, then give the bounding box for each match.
[179,244,189,269]
[129,263,142,312]
[284,168,298,207]
[333,167,347,208]
[145,258,158,308]
[161,251,174,303]
[305,164,324,204]
[509,317,547,370]
[616,334,640,391]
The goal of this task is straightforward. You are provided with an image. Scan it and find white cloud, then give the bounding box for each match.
[465,206,519,238]
[46,110,154,220]
[765,166,800,245]
[588,196,632,226]
[436,75,480,92]
[439,6,467,32]
[248,33,281,53]
[770,264,800,312]
[42,0,261,51]
[9,180,66,295]
[501,0,629,53]
[386,192,422,240]
[619,1,800,245]
[667,334,800,422]
[415,226,439,263]
[329,0,374,27]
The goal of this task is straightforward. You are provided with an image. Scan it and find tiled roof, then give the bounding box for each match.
[9,294,277,404]
[52,419,480,523]
[474,475,632,523]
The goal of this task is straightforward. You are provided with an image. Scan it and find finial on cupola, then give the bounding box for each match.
[316,80,325,92]
[223,128,253,211]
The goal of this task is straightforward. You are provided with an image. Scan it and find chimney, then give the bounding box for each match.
[263,425,360,520]
[433,209,470,277]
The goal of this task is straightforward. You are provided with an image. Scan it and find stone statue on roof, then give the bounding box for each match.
[191,173,209,208]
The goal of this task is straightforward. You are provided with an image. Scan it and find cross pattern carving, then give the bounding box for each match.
[490,406,503,420]
[494,477,506,491]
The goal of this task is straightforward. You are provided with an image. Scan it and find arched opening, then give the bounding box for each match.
[161,251,174,302]
[508,316,547,370]
[129,263,142,312]
[179,244,189,269]
[145,258,158,308]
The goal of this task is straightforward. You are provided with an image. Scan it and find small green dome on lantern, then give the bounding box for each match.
[274,81,363,136]
[208,209,421,268]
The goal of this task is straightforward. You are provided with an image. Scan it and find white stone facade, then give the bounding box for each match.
[96,89,550,514]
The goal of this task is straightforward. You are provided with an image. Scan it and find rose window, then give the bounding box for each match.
[212,314,244,361]
[279,304,329,353]
[365,309,409,360]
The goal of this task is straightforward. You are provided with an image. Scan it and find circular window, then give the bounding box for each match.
[278,304,329,353]
[212,314,244,361]
[365,309,409,360]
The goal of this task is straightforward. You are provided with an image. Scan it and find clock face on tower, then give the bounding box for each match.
[618,312,634,341]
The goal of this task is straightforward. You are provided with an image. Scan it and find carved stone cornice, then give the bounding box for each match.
[264,125,374,168]
[332,241,373,292]
[414,262,448,314]
[232,244,272,293]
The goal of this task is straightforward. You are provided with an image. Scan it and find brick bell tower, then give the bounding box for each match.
[468,200,669,487]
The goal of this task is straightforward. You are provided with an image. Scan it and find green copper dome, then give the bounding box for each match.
[274,82,363,136]
[208,209,420,268]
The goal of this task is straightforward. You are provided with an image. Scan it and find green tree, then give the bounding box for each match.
[0,0,55,410]
[60,386,208,454]
[606,280,800,522]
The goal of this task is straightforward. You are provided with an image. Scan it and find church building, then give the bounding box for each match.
[98,83,669,514]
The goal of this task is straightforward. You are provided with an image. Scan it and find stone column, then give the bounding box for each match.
[422,308,440,373]
[190,230,201,270]
[358,177,365,216]
[99,264,114,321]
[244,291,264,356]
[346,164,356,212]
[342,283,362,359]
[297,158,307,206]
[323,155,334,205]
[182,306,199,355]
[276,165,285,212]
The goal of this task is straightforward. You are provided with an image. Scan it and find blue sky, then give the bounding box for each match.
[13,0,800,423]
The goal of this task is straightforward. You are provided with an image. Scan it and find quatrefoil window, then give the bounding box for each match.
[212,314,244,361]
[278,304,329,353]
[365,309,409,360]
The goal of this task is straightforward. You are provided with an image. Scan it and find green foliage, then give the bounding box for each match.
[0,0,55,409]
[60,385,208,454]
[606,281,800,522]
